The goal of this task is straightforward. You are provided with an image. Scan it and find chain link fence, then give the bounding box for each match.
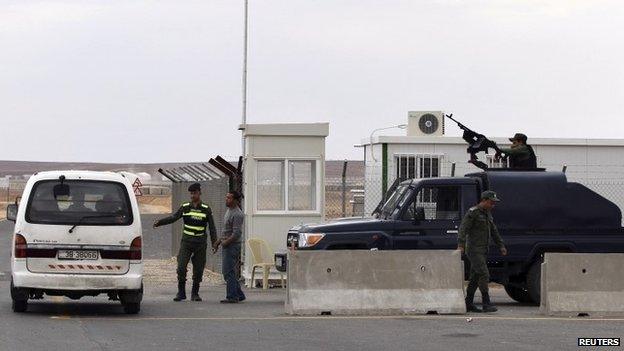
[324,177,365,219]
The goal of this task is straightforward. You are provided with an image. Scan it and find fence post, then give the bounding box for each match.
[342,160,348,218]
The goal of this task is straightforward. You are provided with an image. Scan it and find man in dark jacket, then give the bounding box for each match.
[154,183,217,302]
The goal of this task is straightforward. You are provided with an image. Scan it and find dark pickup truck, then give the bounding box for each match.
[285,170,624,304]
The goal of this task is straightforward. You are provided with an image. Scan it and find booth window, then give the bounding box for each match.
[288,160,316,211]
[256,159,319,212]
[256,161,284,211]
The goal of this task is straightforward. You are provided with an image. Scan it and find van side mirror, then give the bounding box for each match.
[413,207,425,224]
[6,204,17,222]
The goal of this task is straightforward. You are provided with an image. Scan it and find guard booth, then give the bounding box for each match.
[240,123,329,285]
[159,158,241,273]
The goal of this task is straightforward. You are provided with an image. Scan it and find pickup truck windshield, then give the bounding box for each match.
[380,185,410,219]
[26,180,133,225]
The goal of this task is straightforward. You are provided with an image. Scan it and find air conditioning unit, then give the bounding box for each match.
[407,111,445,137]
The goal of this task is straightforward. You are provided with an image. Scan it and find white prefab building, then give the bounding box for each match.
[241,123,329,283]
[359,112,624,219]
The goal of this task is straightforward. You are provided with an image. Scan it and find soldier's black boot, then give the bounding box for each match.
[481,292,498,313]
[465,289,482,313]
[173,281,186,302]
[191,281,202,302]
[465,281,482,312]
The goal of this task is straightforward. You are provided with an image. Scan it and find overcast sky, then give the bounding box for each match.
[1,0,623,162]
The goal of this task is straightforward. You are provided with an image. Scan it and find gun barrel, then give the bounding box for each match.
[445,114,459,124]
[445,113,499,169]
[445,114,469,131]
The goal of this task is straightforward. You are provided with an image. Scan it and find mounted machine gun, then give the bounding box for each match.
[445,114,505,170]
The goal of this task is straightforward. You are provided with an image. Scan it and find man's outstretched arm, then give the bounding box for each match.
[153,206,183,228]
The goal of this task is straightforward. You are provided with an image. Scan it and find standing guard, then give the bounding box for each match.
[458,191,508,313]
[154,183,217,302]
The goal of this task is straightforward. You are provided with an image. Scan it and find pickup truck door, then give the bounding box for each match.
[392,185,462,250]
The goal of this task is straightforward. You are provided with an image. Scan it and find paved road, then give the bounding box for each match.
[0,281,622,351]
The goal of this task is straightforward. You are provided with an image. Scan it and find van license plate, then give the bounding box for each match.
[58,250,99,260]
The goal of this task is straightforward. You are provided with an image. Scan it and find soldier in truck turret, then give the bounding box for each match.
[498,133,537,169]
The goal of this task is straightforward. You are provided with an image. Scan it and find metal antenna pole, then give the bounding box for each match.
[241,0,249,155]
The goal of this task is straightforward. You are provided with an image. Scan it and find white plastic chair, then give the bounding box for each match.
[247,238,285,289]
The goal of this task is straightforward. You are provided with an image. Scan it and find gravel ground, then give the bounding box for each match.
[143,258,224,285]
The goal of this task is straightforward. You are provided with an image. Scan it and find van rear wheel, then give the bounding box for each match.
[119,284,143,314]
[10,279,28,313]
[12,299,28,313]
[123,302,140,314]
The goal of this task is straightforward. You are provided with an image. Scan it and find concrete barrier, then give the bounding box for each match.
[285,250,466,315]
[540,253,624,317]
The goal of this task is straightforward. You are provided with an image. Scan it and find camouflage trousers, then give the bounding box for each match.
[466,250,489,296]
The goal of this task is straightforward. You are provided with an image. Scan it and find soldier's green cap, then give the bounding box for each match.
[481,190,501,202]
[509,133,528,142]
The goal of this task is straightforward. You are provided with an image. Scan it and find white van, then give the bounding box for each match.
[6,171,143,314]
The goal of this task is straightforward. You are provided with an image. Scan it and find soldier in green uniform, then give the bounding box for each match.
[458,190,508,313]
[498,133,537,169]
[153,183,217,302]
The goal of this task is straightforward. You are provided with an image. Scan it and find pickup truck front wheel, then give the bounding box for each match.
[526,259,543,304]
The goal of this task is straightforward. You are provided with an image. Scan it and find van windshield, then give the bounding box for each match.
[26,180,133,225]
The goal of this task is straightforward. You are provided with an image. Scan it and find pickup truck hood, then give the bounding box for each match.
[298,218,394,233]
